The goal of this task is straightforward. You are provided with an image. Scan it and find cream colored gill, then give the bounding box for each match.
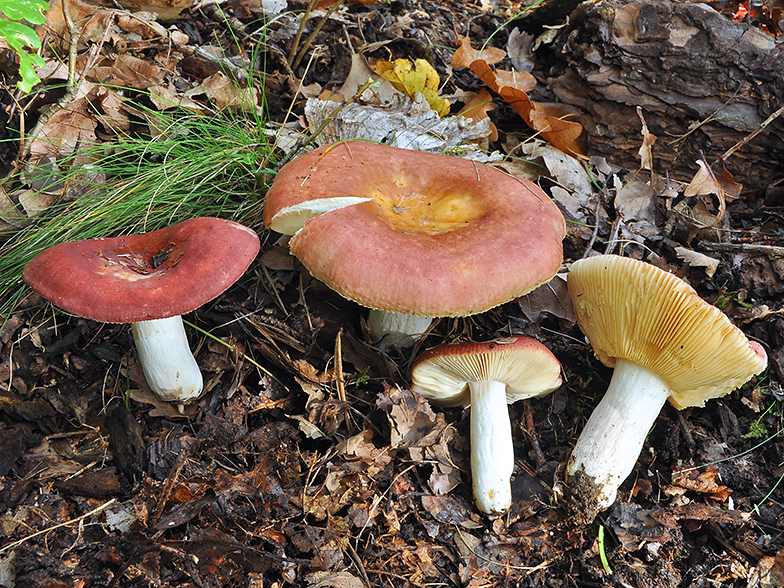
[269,197,373,235]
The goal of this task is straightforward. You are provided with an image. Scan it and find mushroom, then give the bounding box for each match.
[23,217,260,407]
[263,141,566,347]
[566,254,767,518]
[411,337,563,515]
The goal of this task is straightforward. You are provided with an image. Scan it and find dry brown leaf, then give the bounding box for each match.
[315,0,378,6]
[636,106,656,171]
[685,159,721,198]
[452,34,506,69]
[92,54,166,89]
[507,27,535,72]
[670,467,732,502]
[39,0,114,47]
[684,159,742,227]
[114,0,195,22]
[28,84,98,162]
[517,275,576,325]
[458,89,497,141]
[306,571,365,588]
[674,246,720,278]
[197,72,259,113]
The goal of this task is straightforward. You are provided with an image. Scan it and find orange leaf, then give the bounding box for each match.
[526,103,586,159]
[452,35,506,69]
[493,69,537,94]
[463,43,586,158]
[458,89,498,141]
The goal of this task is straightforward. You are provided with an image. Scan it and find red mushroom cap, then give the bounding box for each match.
[264,142,566,317]
[23,217,260,323]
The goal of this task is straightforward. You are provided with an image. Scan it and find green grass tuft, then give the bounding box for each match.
[0,106,278,316]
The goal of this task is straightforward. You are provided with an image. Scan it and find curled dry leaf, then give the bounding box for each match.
[637,106,656,171]
[684,159,743,226]
[670,467,732,502]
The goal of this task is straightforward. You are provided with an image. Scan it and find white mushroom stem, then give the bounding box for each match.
[131,316,204,405]
[469,380,514,516]
[567,358,672,511]
[367,310,433,349]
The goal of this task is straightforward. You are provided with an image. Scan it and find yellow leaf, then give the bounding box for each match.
[371,58,450,117]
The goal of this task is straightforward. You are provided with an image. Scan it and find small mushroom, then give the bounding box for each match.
[566,254,767,518]
[263,141,565,347]
[23,217,260,408]
[411,337,563,515]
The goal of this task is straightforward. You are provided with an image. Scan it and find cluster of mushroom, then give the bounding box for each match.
[262,141,766,519]
[23,141,767,523]
[264,140,569,516]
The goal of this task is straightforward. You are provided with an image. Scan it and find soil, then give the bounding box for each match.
[0,0,783,587]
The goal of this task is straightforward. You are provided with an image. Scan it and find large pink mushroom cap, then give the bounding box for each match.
[263,141,566,318]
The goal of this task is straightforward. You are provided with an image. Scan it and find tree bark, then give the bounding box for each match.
[545,0,784,194]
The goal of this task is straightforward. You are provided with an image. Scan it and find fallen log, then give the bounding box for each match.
[545,0,784,194]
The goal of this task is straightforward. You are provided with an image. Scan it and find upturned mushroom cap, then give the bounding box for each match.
[23,217,260,323]
[411,337,564,407]
[568,254,767,409]
[263,141,566,317]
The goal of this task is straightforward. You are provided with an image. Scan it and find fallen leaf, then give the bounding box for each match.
[670,467,732,502]
[517,275,576,325]
[507,27,535,73]
[371,58,450,117]
[607,503,674,551]
[615,177,657,223]
[457,89,497,141]
[675,247,720,277]
[451,34,506,69]
[637,106,656,171]
[306,571,365,588]
[683,159,742,226]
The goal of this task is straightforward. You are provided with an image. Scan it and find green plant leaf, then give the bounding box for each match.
[0,18,46,92]
[0,0,49,24]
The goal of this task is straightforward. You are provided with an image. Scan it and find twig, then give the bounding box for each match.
[287,0,320,66]
[698,241,784,258]
[523,399,547,472]
[291,0,346,71]
[0,498,116,554]
[152,444,190,526]
[334,329,352,435]
[604,217,623,255]
[721,105,784,162]
[582,195,603,258]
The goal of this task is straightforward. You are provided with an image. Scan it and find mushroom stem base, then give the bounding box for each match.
[470,380,514,516]
[131,316,203,404]
[367,310,432,349]
[566,358,671,517]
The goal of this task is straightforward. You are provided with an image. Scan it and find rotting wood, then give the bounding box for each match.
[546,0,784,194]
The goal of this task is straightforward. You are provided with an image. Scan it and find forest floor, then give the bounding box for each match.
[0,0,783,587]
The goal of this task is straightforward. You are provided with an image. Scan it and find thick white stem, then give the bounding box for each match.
[469,380,514,516]
[567,359,672,513]
[367,310,432,349]
[131,316,203,404]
